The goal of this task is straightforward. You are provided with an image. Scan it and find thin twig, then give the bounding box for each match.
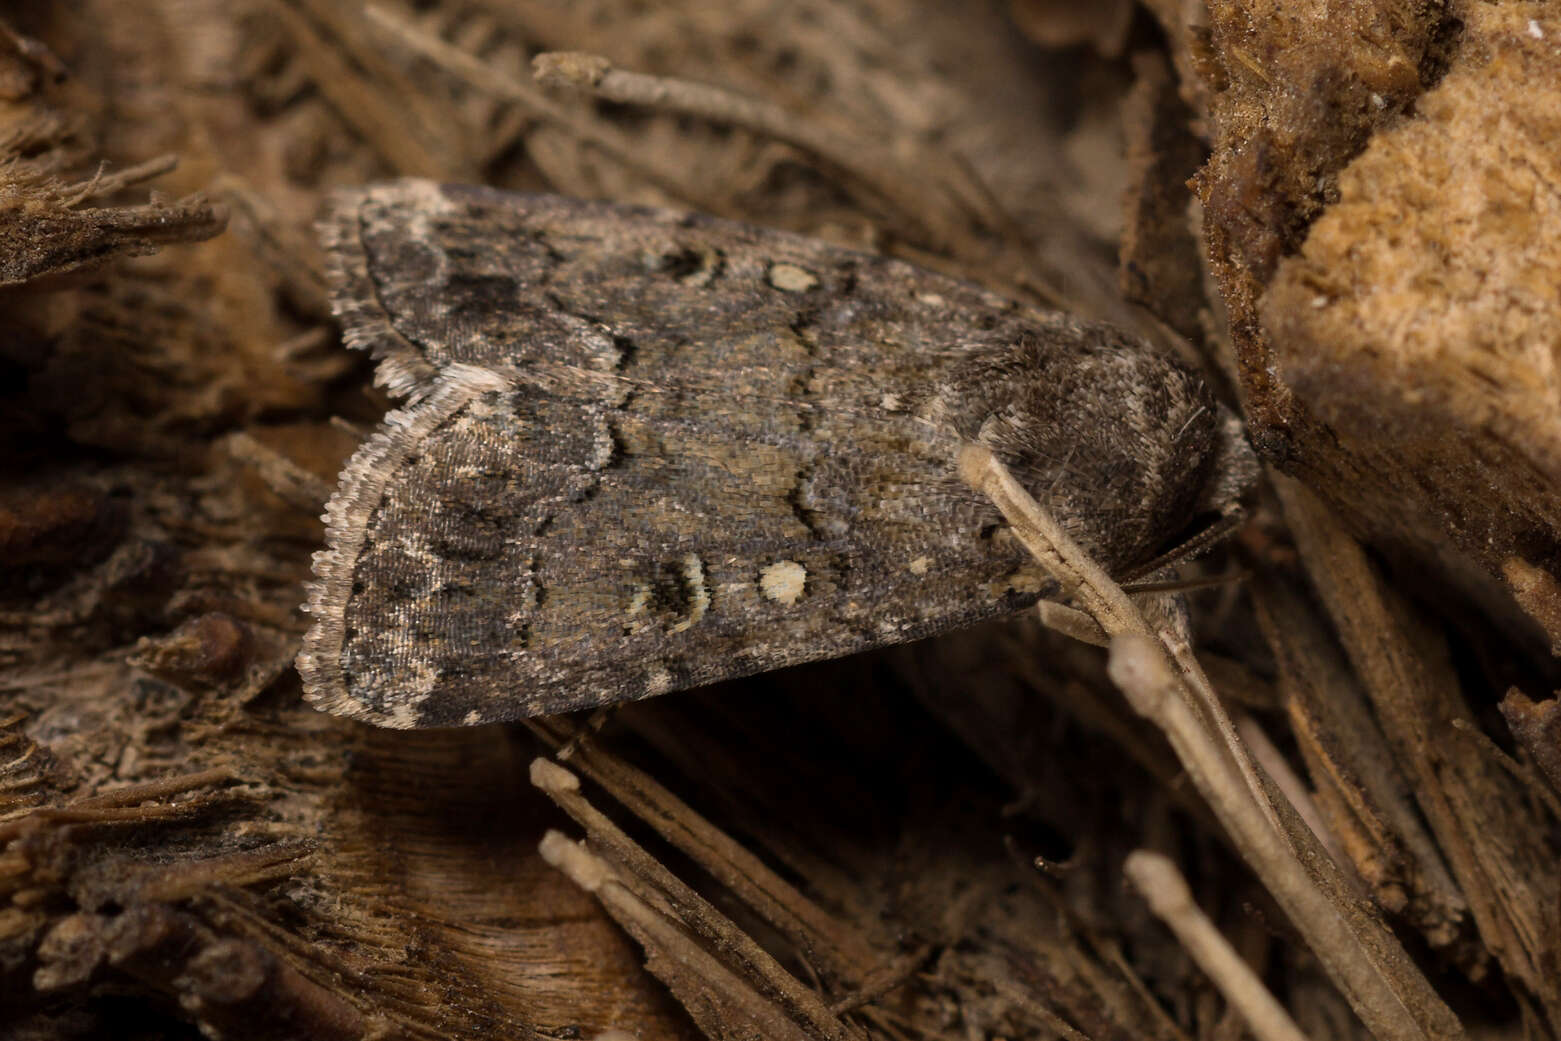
[1125,850,1312,1041]
[960,443,1463,1041]
[1108,635,1447,1041]
[540,831,823,1041]
[531,758,861,1041]
[525,717,879,982]
[961,442,1285,837]
[1236,714,1349,874]
[826,944,932,1015]
[55,154,180,208]
[956,444,1148,637]
[1449,717,1561,824]
[362,6,701,206]
[532,50,986,252]
[225,432,335,515]
[1036,601,1109,646]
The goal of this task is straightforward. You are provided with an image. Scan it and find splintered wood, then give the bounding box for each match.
[3,3,1558,1041]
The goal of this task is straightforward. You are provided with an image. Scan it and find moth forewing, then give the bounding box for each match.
[299,180,1254,727]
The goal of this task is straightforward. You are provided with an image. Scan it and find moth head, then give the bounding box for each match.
[938,320,1255,574]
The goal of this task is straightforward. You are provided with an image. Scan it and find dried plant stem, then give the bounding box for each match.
[1109,631,1446,1041]
[1251,574,1467,928]
[1163,632,1285,836]
[1236,715,1347,873]
[960,444,1463,1041]
[362,6,702,207]
[0,768,238,838]
[825,944,929,1016]
[525,717,879,983]
[67,768,235,808]
[539,831,822,1041]
[1275,474,1555,1018]
[959,445,1277,830]
[1449,716,1561,824]
[985,976,1095,1041]
[1036,601,1110,646]
[274,0,460,178]
[1125,851,1311,1041]
[531,50,993,253]
[531,758,861,1041]
[957,445,1148,638]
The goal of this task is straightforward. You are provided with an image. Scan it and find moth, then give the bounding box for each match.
[298,180,1255,728]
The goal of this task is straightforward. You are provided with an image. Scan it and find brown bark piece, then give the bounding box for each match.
[1255,575,1466,947]
[0,30,226,286]
[1120,51,1209,346]
[1185,0,1443,437]
[1169,0,1561,612]
[1261,4,1561,593]
[1499,689,1561,800]
[1278,475,1561,1025]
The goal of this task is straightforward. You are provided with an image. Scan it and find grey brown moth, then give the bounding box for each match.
[298,180,1255,728]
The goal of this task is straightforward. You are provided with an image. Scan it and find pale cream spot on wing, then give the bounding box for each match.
[386,699,423,729]
[766,262,818,292]
[579,414,617,471]
[645,666,673,696]
[1005,566,1049,594]
[759,560,807,605]
[908,556,931,576]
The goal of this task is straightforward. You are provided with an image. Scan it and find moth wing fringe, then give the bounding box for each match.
[297,366,513,727]
[317,183,443,403]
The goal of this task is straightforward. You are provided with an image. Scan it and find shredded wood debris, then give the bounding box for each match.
[2,4,1557,1041]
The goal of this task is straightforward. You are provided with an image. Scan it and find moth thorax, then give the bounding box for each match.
[947,344,1220,573]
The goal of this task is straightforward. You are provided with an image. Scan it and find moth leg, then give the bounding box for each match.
[1117,504,1248,584]
[1036,601,1110,647]
[556,705,619,761]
